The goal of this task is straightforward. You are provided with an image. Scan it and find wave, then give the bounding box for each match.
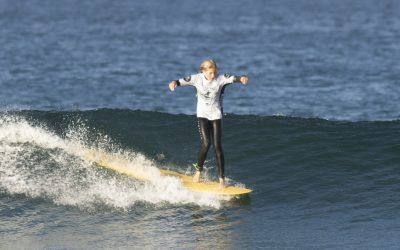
[1,109,399,212]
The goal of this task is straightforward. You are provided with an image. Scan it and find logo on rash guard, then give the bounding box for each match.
[224,74,231,78]
[184,76,191,82]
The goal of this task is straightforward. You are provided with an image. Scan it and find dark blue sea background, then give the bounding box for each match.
[1,0,400,249]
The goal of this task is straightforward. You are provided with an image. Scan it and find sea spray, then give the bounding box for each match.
[0,114,226,210]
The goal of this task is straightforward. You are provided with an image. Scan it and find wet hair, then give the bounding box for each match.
[199,59,217,73]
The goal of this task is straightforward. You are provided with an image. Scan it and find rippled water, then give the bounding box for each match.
[1,0,399,120]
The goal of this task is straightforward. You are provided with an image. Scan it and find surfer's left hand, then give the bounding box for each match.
[240,76,249,85]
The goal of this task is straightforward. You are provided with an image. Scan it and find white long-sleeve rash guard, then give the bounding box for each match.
[177,73,241,120]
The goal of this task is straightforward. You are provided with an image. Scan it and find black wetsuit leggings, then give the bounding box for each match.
[196,118,224,178]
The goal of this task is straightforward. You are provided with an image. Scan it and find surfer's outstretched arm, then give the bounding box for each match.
[224,74,249,86]
[169,74,200,91]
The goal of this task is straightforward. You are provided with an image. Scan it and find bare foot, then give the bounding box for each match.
[218,178,225,189]
[192,171,201,183]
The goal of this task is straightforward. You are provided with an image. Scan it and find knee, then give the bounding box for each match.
[213,141,222,151]
[201,140,211,151]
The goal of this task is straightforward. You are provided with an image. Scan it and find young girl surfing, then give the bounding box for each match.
[169,59,249,188]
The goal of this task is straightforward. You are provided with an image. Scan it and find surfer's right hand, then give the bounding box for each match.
[169,81,177,91]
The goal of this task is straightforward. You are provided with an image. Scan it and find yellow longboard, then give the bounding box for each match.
[84,150,252,196]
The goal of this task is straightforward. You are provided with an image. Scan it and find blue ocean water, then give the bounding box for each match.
[1,0,400,249]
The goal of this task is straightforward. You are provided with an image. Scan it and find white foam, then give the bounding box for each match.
[0,115,226,209]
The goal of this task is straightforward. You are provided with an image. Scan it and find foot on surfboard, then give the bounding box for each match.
[218,178,225,189]
[192,164,201,183]
[192,170,201,183]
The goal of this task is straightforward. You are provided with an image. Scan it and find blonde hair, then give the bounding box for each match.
[199,59,217,73]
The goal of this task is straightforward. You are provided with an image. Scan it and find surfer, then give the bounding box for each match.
[168,59,248,188]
